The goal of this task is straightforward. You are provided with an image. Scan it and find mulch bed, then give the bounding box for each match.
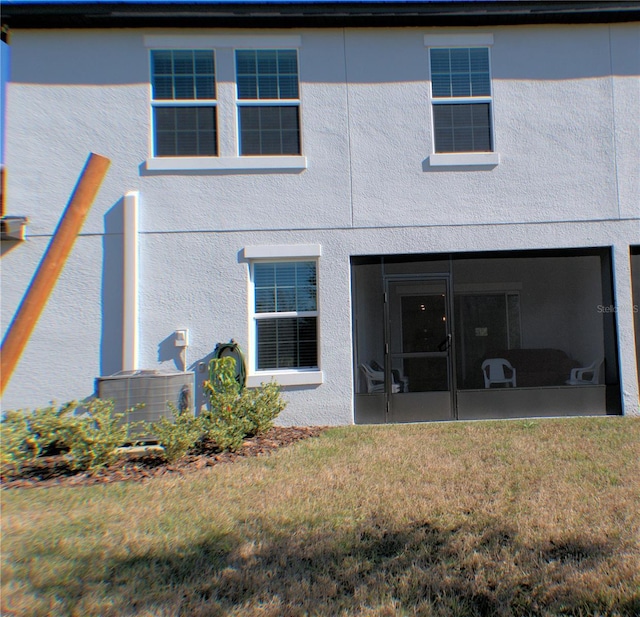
[1,426,328,490]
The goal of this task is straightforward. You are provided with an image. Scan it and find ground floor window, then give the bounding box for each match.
[252,261,318,370]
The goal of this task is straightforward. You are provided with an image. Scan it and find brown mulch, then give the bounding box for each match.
[1,426,328,490]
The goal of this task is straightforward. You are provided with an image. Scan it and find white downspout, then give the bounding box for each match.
[123,191,139,371]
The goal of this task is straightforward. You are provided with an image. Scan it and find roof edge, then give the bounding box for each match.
[3,2,640,30]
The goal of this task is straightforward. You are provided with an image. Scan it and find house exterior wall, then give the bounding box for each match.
[2,23,639,420]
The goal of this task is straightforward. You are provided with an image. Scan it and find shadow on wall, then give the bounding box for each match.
[158,333,190,372]
[190,350,217,413]
[100,198,124,377]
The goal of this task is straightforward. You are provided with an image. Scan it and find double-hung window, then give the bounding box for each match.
[146,36,306,171]
[236,50,301,156]
[151,50,217,157]
[429,47,493,154]
[253,261,318,370]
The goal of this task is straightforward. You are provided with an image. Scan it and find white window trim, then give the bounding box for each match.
[424,34,499,168]
[246,246,323,387]
[424,34,494,47]
[144,36,306,173]
[144,35,302,50]
[146,155,307,172]
[429,153,500,167]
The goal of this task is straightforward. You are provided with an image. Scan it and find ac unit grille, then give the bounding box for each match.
[97,370,194,439]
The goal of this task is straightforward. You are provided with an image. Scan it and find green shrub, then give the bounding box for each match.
[201,356,286,452]
[1,404,71,475]
[245,380,287,435]
[151,403,201,463]
[61,399,129,472]
[26,403,71,457]
[0,410,32,475]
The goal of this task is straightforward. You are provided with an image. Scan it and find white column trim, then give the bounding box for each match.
[123,191,139,372]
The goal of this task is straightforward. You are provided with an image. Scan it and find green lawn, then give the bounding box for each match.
[2,417,639,617]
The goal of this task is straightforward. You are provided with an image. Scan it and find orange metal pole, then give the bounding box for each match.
[1,153,111,395]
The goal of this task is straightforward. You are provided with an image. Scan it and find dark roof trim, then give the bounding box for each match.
[4,2,640,29]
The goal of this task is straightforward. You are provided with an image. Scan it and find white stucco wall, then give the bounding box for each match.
[2,23,639,419]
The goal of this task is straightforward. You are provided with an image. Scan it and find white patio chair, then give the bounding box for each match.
[481,358,517,388]
[359,363,401,393]
[566,359,603,385]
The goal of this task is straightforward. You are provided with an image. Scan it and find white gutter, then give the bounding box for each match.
[123,191,139,371]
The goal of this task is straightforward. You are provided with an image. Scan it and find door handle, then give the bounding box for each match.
[438,333,452,352]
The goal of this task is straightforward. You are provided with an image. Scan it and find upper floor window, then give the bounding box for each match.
[236,50,301,156]
[429,47,493,154]
[151,50,217,157]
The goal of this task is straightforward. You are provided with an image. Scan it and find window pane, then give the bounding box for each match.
[237,75,258,99]
[197,107,215,131]
[153,106,217,157]
[236,49,298,101]
[275,262,296,286]
[176,131,198,156]
[239,106,300,155]
[155,130,176,157]
[255,288,276,313]
[430,47,491,99]
[296,262,316,286]
[258,75,279,99]
[277,288,296,312]
[255,262,316,313]
[257,50,278,73]
[470,72,491,97]
[451,73,471,97]
[241,131,261,155]
[155,107,176,131]
[173,51,194,74]
[153,76,173,100]
[257,317,318,369]
[279,74,299,99]
[450,48,470,73]
[175,107,197,130]
[453,127,474,152]
[151,50,215,102]
[431,73,451,98]
[174,76,195,100]
[296,286,317,312]
[469,48,489,72]
[257,107,280,130]
[279,51,298,73]
[236,50,257,74]
[255,263,276,287]
[430,49,450,73]
[152,50,173,74]
[194,50,215,74]
[196,76,215,100]
[433,103,491,153]
[472,127,492,152]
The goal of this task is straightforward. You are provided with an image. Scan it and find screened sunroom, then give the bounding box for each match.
[351,248,620,423]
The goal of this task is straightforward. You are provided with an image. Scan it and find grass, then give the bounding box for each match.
[2,416,639,617]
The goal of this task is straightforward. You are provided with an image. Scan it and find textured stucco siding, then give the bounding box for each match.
[2,23,639,419]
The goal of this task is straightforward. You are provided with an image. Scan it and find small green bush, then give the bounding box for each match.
[0,410,32,475]
[201,356,286,452]
[242,381,287,436]
[151,403,201,463]
[1,400,132,475]
[26,403,71,457]
[62,399,129,472]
